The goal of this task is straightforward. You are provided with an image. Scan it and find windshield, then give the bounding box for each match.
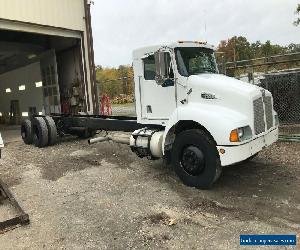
[175,47,218,76]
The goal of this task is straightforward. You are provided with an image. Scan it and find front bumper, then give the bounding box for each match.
[217,127,279,166]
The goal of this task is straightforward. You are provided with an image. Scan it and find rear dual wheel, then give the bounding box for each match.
[21,119,33,145]
[43,116,58,146]
[172,129,222,189]
[22,116,58,147]
[32,117,49,147]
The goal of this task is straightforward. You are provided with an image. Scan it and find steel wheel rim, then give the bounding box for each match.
[180,145,205,176]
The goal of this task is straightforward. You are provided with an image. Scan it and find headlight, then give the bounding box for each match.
[230,126,253,142]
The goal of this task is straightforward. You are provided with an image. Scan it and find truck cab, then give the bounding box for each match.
[132,41,279,188]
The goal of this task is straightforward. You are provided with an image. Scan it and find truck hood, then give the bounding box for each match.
[188,74,263,98]
[186,74,271,128]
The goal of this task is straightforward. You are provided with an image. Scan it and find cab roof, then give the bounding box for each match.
[133,41,215,60]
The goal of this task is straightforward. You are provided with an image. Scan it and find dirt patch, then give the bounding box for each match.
[0,128,299,249]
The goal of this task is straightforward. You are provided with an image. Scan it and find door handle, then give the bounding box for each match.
[146,105,152,113]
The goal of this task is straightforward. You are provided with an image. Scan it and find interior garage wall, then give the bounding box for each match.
[57,46,83,93]
[0,62,43,115]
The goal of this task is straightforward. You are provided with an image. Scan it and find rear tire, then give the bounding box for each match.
[21,119,33,145]
[32,117,49,148]
[171,129,221,189]
[43,116,58,146]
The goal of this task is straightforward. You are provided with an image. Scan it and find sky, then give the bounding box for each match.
[91,0,300,67]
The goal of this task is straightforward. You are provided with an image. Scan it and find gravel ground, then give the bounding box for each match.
[0,126,299,250]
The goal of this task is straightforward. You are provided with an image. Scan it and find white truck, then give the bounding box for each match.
[21,41,279,189]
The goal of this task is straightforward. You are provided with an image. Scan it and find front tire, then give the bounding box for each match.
[171,129,221,189]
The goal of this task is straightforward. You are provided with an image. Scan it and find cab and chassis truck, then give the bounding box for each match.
[20,41,279,189]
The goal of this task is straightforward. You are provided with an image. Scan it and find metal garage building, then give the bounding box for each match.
[0,0,97,124]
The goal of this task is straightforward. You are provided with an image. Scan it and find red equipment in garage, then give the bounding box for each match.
[100,94,112,115]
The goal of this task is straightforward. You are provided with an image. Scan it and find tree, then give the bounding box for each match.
[216,36,299,75]
[96,65,134,98]
[217,36,253,62]
[217,37,288,62]
[294,4,300,26]
[286,43,300,53]
[250,41,262,58]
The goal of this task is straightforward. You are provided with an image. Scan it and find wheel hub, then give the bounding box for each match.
[181,146,205,176]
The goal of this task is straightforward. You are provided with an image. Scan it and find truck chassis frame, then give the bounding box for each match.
[49,113,164,134]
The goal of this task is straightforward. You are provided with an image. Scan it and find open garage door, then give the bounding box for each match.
[0,29,91,124]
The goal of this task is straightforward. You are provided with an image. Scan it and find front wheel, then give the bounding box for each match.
[171,129,221,189]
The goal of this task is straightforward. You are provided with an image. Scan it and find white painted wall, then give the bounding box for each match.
[0,0,86,31]
[0,62,44,115]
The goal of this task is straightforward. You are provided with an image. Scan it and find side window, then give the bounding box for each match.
[143,55,156,80]
[143,52,174,84]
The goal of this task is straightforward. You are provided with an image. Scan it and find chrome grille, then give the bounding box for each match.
[253,97,265,135]
[264,96,273,130]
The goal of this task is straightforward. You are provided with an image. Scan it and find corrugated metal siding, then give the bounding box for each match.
[0,0,85,31]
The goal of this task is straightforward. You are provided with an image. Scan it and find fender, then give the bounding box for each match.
[162,103,250,154]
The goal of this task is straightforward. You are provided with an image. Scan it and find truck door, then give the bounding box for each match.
[141,52,176,120]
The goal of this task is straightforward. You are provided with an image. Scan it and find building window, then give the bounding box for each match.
[35,81,43,88]
[19,85,26,91]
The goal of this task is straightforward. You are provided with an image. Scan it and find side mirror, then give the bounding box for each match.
[154,51,168,85]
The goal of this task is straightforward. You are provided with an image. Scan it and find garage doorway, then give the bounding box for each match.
[0,29,88,124]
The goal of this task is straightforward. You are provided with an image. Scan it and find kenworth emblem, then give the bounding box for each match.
[201,92,217,100]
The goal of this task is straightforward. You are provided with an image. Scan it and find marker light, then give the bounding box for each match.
[230,129,239,142]
[219,148,226,154]
[177,40,207,45]
[230,126,253,142]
